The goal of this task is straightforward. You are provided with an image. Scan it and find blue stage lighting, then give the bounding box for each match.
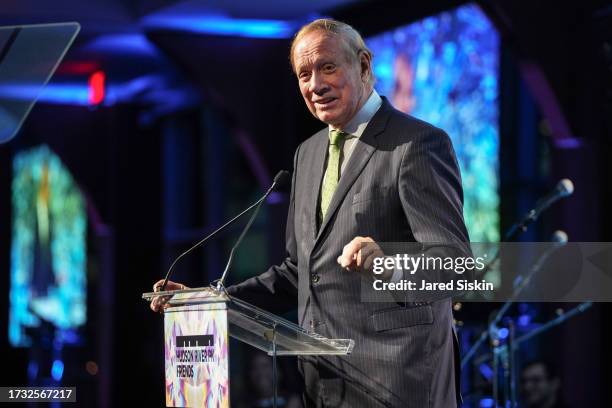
[51,360,64,381]
[27,361,39,380]
[479,398,495,408]
[479,363,494,380]
[83,34,159,55]
[0,83,89,105]
[143,15,295,39]
[518,314,531,327]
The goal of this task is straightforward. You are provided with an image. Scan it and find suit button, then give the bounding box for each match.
[311,274,320,284]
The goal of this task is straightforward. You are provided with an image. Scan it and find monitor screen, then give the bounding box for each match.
[367,3,500,242]
[9,145,87,347]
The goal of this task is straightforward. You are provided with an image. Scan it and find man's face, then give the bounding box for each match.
[292,30,370,129]
[521,364,559,407]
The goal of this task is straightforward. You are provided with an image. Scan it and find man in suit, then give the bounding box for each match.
[154,18,469,407]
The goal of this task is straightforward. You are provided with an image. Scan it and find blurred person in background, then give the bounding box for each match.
[521,360,568,408]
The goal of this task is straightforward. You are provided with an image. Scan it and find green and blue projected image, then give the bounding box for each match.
[367,3,499,242]
[9,145,87,347]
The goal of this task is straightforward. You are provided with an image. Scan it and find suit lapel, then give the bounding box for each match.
[314,100,392,244]
[308,129,329,240]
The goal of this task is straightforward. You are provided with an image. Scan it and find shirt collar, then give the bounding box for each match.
[329,90,382,138]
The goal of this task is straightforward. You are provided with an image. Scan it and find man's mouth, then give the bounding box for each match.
[313,97,338,108]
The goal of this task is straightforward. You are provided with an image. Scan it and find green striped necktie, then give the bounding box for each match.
[320,129,348,221]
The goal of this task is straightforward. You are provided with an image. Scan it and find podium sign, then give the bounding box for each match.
[143,286,353,408]
[164,295,229,407]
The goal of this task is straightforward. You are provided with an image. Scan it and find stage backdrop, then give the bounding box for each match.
[9,145,87,347]
[367,3,500,242]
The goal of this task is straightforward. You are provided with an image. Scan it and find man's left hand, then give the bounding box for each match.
[337,236,388,278]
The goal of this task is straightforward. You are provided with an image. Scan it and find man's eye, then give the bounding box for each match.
[322,64,336,73]
[299,72,311,80]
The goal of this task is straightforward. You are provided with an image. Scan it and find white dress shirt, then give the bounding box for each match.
[327,90,383,177]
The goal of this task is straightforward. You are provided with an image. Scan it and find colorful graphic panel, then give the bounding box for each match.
[367,3,500,241]
[9,145,87,346]
[164,304,230,407]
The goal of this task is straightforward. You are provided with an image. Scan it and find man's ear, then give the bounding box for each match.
[358,50,372,82]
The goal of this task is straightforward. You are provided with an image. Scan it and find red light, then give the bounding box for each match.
[88,71,105,105]
[57,61,100,75]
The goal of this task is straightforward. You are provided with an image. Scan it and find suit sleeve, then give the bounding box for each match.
[396,127,472,301]
[398,127,469,244]
[225,145,300,314]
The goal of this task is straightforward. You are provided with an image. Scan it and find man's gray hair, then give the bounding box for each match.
[290,19,374,86]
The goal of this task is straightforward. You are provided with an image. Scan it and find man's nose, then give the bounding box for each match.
[309,71,329,95]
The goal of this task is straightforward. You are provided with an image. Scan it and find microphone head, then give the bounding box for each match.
[557,179,574,196]
[272,170,291,191]
[551,230,568,243]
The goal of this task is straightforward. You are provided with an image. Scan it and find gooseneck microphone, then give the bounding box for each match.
[215,170,291,290]
[531,179,574,220]
[505,178,574,240]
[160,170,291,292]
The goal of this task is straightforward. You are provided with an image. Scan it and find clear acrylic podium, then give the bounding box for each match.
[143,286,354,407]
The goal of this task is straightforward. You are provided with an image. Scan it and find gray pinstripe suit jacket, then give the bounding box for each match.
[228,98,469,407]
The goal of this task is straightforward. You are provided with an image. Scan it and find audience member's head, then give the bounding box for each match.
[520,360,562,408]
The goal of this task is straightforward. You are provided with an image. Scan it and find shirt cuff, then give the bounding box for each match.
[390,265,403,282]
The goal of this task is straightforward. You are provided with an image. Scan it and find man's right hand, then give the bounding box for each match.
[150,279,187,313]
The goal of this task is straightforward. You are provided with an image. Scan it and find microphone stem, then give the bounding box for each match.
[160,191,269,291]
[217,183,275,289]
